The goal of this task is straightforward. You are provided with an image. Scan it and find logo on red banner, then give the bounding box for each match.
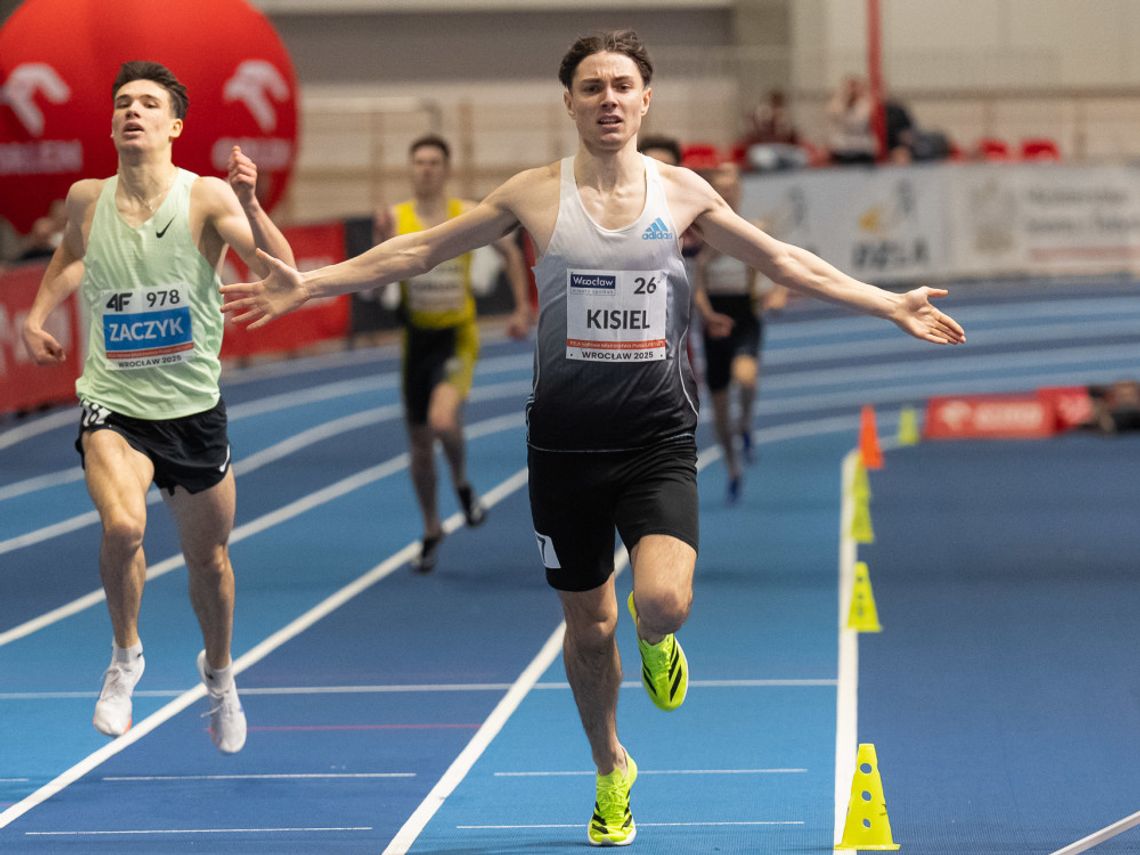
[0,0,297,233]
[925,387,1092,440]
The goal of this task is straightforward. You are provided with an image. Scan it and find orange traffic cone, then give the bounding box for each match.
[860,405,884,470]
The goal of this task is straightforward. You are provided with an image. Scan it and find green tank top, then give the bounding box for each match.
[75,168,224,419]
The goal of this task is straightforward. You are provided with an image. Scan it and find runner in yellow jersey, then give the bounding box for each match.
[375,134,532,573]
[22,61,295,753]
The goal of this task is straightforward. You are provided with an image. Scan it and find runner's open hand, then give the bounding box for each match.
[890,286,966,345]
[220,249,308,328]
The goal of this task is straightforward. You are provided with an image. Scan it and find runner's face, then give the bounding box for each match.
[111,80,181,153]
[410,146,449,197]
[564,52,651,151]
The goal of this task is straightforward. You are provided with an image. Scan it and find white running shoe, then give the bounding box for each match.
[92,654,145,737]
[197,651,247,754]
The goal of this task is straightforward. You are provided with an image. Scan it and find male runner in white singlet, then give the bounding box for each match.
[222,31,964,843]
[23,61,295,754]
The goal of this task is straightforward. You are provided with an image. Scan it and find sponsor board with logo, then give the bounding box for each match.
[742,162,1140,282]
[924,387,1092,440]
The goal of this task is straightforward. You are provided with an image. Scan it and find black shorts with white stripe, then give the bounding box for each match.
[76,397,231,496]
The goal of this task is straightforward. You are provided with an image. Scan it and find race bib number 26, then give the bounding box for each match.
[101,288,194,370]
[565,269,667,362]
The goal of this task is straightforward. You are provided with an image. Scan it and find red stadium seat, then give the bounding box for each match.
[681,143,721,170]
[1020,138,1061,161]
[975,137,1011,161]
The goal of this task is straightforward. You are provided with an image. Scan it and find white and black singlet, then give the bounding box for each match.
[527,155,699,452]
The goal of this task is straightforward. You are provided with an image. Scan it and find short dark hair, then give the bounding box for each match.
[409,134,450,161]
[638,135,682,165]
[558,29,653,90]
[112,61,188,120]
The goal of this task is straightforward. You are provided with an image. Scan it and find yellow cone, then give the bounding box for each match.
[897,406,920,446]
[846,561,882,632]
[835,743,900,851]
[850,497,875,544]
[851,459,872,502]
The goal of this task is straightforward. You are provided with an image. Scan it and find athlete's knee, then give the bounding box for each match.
[185,544,231,583]
[428,410,460,438]
[101,513,145,557]
[636,588,692,635]
[564,608,618,652]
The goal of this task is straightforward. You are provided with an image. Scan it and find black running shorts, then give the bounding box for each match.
[528,436,699,592]
[402,319,479,425]
[75,398,231,495]
[703,294,762,393]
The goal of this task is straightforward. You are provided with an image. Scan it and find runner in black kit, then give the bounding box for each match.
[222,30,965,847]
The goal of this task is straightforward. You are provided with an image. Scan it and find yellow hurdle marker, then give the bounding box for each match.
[897,406,920,447]
[835,743,900,851]
[846,561,883,632]
[850,496,874,544]
[851,459,872,503]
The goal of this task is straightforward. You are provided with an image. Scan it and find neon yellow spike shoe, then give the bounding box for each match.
[588,751,638,847]
[627,592,688,712]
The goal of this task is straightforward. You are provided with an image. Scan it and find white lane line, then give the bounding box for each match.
[102,773,412,782]
[764,317,1140,366]
[833,449,861,846]
[0,409,75,451]
[0,467,530,831]
[0,413,854,835]
[457,821,804,830]
[382,430,744,854]
[0,413,526,648]
[381,617,570,855]
[1049,810,1140,855]
[0,678,835,701]
[25,826,372,836]
[0,380,530,552]
[493,769,806,777]
[764,341,1140,392]
[0,468,85,501]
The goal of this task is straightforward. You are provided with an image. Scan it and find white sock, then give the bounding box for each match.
[203,658,235,694]
[112,641,143,668]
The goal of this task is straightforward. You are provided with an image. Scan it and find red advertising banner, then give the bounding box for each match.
[1037,385,1093,432]
[924,393,1054,440]
[924,387,1093,441]
[0,262,81,414]
[220,222,351,359]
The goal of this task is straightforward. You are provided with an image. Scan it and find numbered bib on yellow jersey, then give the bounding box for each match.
[101,286,194,370]
[565,269,667,362]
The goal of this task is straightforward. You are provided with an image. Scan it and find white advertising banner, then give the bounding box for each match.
[945,164,1140,276]
[742,162,1140,282]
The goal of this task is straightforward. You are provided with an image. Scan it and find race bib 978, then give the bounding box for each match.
[565,269,667,362]
[101,287,194,370]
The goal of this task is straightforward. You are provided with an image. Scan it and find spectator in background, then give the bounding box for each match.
[741,90,807,172]
[885,94,952,164]
[18,199,67,262]
[744,90,799,146]
[826,75,876,165]
[1089,380,1140,433]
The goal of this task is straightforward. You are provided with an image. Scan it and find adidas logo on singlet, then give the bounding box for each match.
[641,217,674,240]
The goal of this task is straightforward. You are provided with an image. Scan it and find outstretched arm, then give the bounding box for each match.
[694,188,965,345]
[222,188,521,329]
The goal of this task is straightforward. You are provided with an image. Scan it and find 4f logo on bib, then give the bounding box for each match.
[101,287,194,370]
[565,269,667,362]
